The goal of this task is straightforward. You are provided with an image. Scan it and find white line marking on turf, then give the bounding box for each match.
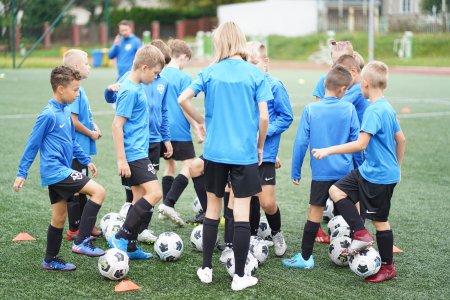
[397,111,450,118]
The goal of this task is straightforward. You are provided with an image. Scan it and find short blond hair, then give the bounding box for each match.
[353,51,365,70]
[150,39,171,65]
[62,49,87,66]
[362,61,389,90]
[246,41,267,64]
[212,21,247,63]
[132,45,165,71]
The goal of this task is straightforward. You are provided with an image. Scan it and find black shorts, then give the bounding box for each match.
[121,158,158,187]
[71,159,89,176]
[204,160,261,198]
[165,141,195,161]
[333,169,397,222]
[310,180,336,207]
[148,142,162,171]
[48,171,90,204]
[258,162,276,186]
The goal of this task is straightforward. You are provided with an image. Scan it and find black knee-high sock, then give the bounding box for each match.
[223,191,230,216]
[138,210,153,234]
[192,175,207,212]
[125,186,133,203]
[67,196,81,231]
[162,176,174,201]
[301,220,320,260]
[202,218,220,269]
[75,200,101,245]
[45,225,63,261]
[376,230,393,265]
[267,207,282,235]
[224,208,234,247]
[116,198,153,241]
[334,198,365,231]
[233,222,251,277]
[164,174,189,207]
[250,196,260,236]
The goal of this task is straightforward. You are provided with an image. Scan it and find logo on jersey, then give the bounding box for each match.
[59,123,65,128]
[71,171,83,181]
[157,84,165,95]
[148,164,156,175]
[125,43,132,51]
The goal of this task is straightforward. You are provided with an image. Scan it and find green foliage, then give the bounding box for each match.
[165,0,260,11]
[21,0,66,26]
[421,0,450,13]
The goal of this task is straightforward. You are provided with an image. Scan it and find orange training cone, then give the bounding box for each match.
[13,232,36,241]
[393,245,403,253]
[401,107,411,113]
[114,280,142,293]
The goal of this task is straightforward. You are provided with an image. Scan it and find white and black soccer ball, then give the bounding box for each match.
[323,198,335,220]
[98,248,129,281]
[154,232,184,261]
[225,252,258,277]
[349,247,382,278]
[104,219,124,241]
[328,236,351,266]
[100,212,121,234]
[249,236,270,265]
[257,217,272,240]
[190,224,218,252]
[192,196,204,215]
[327,215,349,235]
[330,226,351,241]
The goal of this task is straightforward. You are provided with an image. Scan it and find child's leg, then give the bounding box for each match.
[164,158,193,208]
[301,205,323,260]
[202,192,222,269]
[259,185,281,234]
[46,200,68,261]
[224,187,234,247]
[190,157,207,212]
[249,196,260,236]
[329,185,365,232]
[233,196,252,277]
[372,221,393,265]
[162,159,176,200]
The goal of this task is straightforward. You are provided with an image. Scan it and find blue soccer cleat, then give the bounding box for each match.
[72,237,105,257]
[41,257,76,271]
[127,246,153,260]
[108,234,128,252]
[282,252,314,269]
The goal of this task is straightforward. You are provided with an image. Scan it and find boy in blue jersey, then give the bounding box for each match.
[283,65,359,269]
[13,66,106,271]
[63,49,103,241]
[158,39,202,227]
[312,61,406,282]
[179,22,271,291]
[108,45,166,260]
[108,20,142,80]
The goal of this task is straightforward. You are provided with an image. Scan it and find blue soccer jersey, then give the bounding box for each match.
[189,59,273,165]
[161,66,192,141]
[291,96,360,181]
[359,98,401,184]
[108,34,142,79]
[312,73,327,98]
[341,82,370,124]
[17,99,91,186]
[68,86,96,156]
[263,75,294,163]
[115,79,149,162]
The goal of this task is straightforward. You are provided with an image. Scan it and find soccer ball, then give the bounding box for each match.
[190,224,218,251]
[330,226,351,241]
[98,248,129,281]
[327,215,349,235]
[104,219,124,241]
[249,236,269,265]
[323,198,335,221]
[154,232,184,261]
[328,236,351,266]
[192,197,204,215]
[100,212,121,234]
[349,247,382,278]
[257,217,272,240]
[225,252,258,277]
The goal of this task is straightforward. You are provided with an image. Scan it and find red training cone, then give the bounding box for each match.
[13,232,36,241]
[393,245,403,253]
[114,280,142,293]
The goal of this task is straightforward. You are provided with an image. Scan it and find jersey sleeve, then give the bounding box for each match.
[255,73,274,103]
[361,108,381,136]
[115,89,134,119]
[189,70,206,96]
[312,75,326,98]
[267,80,294,137]
[68,93,81,115]
[349,105,363,167]
[180,74,192,95]
[291,106,311,180]
[393,114,401,133]
[108,44,119,59]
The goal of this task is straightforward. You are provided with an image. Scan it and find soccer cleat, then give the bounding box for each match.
[72,237,105,257]
[272,231,287,256]
[263,239,274,247]
[119,202,132,220]
[137,229,157,244]
[315,227,331,244]
[282,253,314,269]
[349,229,374,254]
[42,257,76,271]
[65,229,79,241]
[126,247,153,260]
[158,203,185,227]
[158,212,168,220]
[365,263,397,283]
[219,247,233,264]
[108,234,128,252]
[91,225,102,238]
[231,274,258,291]
[197,267,213,284]
[186,213,205,225]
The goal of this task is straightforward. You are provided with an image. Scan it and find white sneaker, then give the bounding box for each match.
[231,274,258,291]
[264,239,274,247]
[219,247,233,264]
[137,229,157,243]
[197,267,212,283]
[158,212,168,220]
[119,202,132,220]
[158,204,185,227]
[272,231,287,256]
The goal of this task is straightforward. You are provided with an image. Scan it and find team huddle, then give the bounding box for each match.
[13,21,406,292]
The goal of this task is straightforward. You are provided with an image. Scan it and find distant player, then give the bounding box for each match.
[312,61,406,282]
[178,21,271,291]
[62,49,102,241]
[14,66,106,271]
[108,45,165,259]
[283,65,360,269]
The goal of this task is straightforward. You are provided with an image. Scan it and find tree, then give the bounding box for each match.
[165,0,260,12]
[422,0,450,13]
[74,0,131,24]
[21,0,65,26]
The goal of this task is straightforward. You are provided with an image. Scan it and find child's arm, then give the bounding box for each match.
[71,113,100,141]
[291,107,311,185]
[108,36,120,59]
[112,116,131,178]
[160,89,171,145]
[395,130,406,168]
[267,82,294,137]
[349,106,363,167]
[71,118,94,174]
[258,102,269,165]
[178,88,206,138]
[312,132,371,160]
